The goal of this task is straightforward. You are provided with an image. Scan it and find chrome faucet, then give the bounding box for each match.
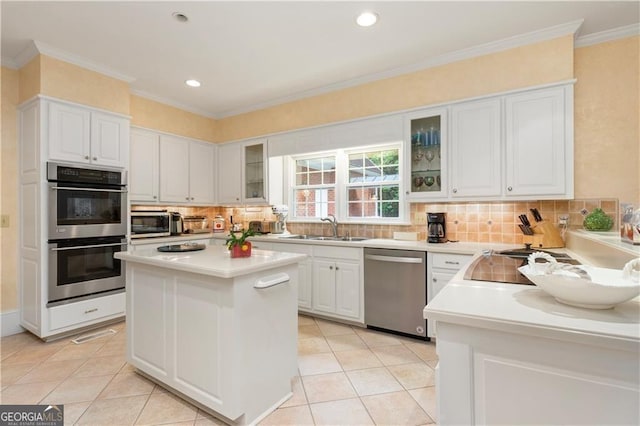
[321,214,338,238]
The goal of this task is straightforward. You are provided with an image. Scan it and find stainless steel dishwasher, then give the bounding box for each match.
[364,248,428,340]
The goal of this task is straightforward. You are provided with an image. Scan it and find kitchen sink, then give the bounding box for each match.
[278,235,368,242]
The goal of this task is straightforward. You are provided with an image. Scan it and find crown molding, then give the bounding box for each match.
[216,20,585,117]
[129,89,217,119]
[11,40,136,82]
[1,56,19,69]
[575,23,640,48]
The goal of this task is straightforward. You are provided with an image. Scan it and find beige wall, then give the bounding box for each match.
[130,95,216,142]
[574,36,640,204]
[1,67,20,311]
[18,56,41,103]
[39,55,130,115]
[216,35,574,141]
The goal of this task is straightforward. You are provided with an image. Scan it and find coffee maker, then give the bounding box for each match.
[427,212,447,243]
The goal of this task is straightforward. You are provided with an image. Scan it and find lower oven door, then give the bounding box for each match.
[48,236,127,306]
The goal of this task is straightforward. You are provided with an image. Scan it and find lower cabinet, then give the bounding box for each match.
[427,252,473,338]
[312,259,360,319]
[270,243,363,323]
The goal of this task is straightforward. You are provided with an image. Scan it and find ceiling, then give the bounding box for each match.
[2,1,638,118]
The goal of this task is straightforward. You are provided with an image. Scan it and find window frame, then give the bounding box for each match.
[287,142,408,225]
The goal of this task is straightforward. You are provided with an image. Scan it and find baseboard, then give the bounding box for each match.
[1,310,26,337]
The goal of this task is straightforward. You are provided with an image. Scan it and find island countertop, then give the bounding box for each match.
[115,246,307,279]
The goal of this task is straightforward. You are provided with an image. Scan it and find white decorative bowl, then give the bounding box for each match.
[519,257,640,309]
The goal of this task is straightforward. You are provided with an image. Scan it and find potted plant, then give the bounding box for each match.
[226,228,255,258]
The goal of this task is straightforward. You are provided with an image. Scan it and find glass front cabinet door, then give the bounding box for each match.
[404,108,447,200]
[243,142,266,202]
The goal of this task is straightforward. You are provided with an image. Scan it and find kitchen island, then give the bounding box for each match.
[115,245,307,425]
[424,271,640,425]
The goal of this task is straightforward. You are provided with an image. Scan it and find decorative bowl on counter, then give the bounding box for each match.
[518,255,640,309]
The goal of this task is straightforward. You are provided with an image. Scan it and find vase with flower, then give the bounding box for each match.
[225,228,255,258]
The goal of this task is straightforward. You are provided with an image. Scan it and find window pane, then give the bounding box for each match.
[308,171,322,185]
[383,165,399,177]
[364,167,382,179]
[366,152,381,166]
[296,159,308,173]
[380,202,399,217]
[323,170,335,184]
[323,158,336,171]
[296,173,308,185]
[348,153,362,169]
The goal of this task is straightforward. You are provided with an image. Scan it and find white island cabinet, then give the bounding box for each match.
[424,279,640,425]
[115,246,306,425]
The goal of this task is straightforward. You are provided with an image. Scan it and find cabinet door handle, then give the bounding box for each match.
[190,197,194,200]
[452,188,457,193]
[84,155,90,160]
[507,186,513,191]
[335,266,339,270]
[185,197,189,200]
[85,308,98,314]
[153,196,157,199]
[406,191,410,195]
[92,157,97,161]
[433,278,437,282]
[329,265,334,270]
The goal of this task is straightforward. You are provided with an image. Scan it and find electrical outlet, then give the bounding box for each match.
[0,215,9,228]
[558,215,569,226]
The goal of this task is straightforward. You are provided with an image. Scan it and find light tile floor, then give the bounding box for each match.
[0,316,438,425]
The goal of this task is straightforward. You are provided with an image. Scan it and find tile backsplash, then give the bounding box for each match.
[132,198,618,244]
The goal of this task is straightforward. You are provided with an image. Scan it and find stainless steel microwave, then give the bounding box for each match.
[131,210,171,238]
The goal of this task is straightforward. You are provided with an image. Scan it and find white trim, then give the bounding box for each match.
[1,56,20,69]
[12,40,136,83]
[216,20,584,118]
[18,94,132,119]
[1,310,26,337]
[130,89,217,119]
[575,23,640,48]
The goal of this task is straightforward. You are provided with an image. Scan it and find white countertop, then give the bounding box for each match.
[424,270,640,352]
[569,229,640,256]
[115,246,307,279]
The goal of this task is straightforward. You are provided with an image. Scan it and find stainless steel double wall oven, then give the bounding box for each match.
[47,162,128,306]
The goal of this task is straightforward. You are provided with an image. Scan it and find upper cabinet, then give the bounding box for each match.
[217,139,274,205]
[450,99,502,198]
[48,101,129,168]
[129,129,159,202]
[405,84,573,202]
[404,108,448,201]
[130,128,216,205]
[504,86,571,198]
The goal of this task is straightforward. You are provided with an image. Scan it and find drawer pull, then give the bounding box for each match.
[85,308,98,314]
[445,261,460,265]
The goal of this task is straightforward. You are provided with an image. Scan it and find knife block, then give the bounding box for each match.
[523,221,565,248]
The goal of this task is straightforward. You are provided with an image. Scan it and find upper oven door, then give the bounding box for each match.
[48,183,127,239]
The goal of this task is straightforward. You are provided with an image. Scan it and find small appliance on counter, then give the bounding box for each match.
[249,221,275,234]
[169,212,183,235]
[183,216,210,234]
[427,212,447,243]
[213,215,225,233]
[271,205,289,234]
[131,210,170,239]
[621,206,640,245]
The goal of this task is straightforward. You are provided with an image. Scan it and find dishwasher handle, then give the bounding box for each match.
[365,254,423,264]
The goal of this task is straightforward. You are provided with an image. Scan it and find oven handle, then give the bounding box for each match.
[50,242,127,251]
[50,186,127,193]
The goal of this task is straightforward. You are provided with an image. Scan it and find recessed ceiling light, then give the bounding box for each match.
[356,11,378,27]
[172,12,189,23]
[185,79,201,88]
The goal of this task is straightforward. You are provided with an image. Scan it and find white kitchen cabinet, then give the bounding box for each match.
[450,99,502,198]
[217,139,271,205]
[426,252,472,338]
[188,140,216,204]
[129,129,160,201]
[48,100,129,168]
[312,245,362,321]
[217,142,242,204]
[505,86,572,198]
[404,108,448,201]
[158,135,216,204]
